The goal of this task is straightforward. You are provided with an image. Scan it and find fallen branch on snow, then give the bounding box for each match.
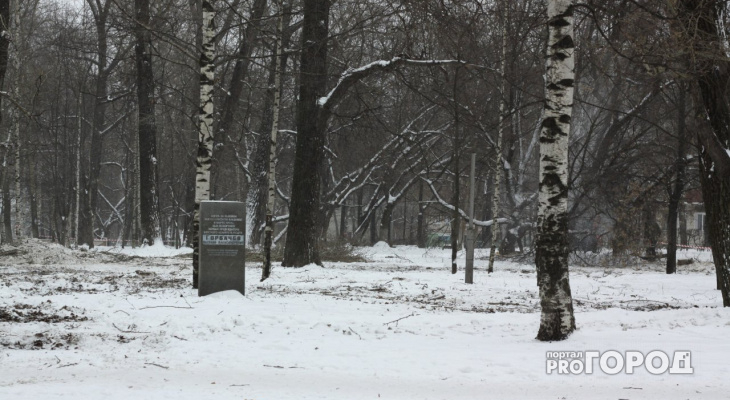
[383,312,418,326]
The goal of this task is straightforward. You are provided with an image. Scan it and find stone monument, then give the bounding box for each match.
[198,201,246,296]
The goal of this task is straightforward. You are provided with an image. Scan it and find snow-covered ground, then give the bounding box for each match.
[1,240,728,399]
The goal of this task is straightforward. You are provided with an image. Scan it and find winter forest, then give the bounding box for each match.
[2,0,730,398]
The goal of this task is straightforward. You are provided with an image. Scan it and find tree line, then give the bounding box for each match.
[1,0,729,340]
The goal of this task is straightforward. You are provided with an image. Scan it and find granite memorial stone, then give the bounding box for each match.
[198,201,246,296]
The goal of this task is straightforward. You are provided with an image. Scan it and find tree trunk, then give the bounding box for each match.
[193,0,216,288]
[451,66,461,275]
[10,0,20,240]
[666,84,687,274]
[261,0,284,282]
[481,174,493,245]
[678,0,730,306]
[281,0,330,267]
[212,0,267,198]
[80,4,111,248]
[339,203,347,241]
[369,208,377,245]
[356,187,363,239]
[2,158,12,244]
[416,180,426,248]
[535,0,576,341]
[489,1,509,274]
[379,199,394,245]
[29,158,38,238]
[0,0,11,243]
[135,0,161,246]
[246,0,293,247]
[401,196,407,243]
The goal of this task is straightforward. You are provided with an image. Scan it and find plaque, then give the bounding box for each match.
[199,201,246,296]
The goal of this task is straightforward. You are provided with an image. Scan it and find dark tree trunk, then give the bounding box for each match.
[247,55,277,246]
[339,203,347,241]
[481,173,493,245]
[356,187,363,236]
[80,11,110,248]
[213,0,268,197]
[402,197,407,243]
[135,0,161,245]
[2,161,12,243]
[678,201,688,246]
[451,67,461,274]
[643,207,660,258]
[282,0,330,267]
[416,180,426,248]
[666,85,687,274]
[29,160,39,238]
[122,138,134,248]
[379,199,395,245]
[369,206,377,245]
[0,0,11,243]
[500,227,518,255]
[678,0,730,306]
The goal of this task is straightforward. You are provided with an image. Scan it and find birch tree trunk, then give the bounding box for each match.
[416,180,425,248]
[10,0,19,240]
[451,93,460,274]
[246,0,293,247]
[193,0,216,288]
[535,0,576,341]
[74,93,82,247]
[29,158,38,238]
[1,153,11,243]
[135,0,162,246]
[0,0,10,244]
[261,0,284,282]
[489,5,508,274]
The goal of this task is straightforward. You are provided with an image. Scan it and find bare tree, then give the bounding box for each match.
[676,0,730,306]
[282,0,330,267]
[134,0,162,245]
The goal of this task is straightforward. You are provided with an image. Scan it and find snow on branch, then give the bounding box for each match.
[697,125,730,180]
[318,57,466,111]
[422,177,508,227]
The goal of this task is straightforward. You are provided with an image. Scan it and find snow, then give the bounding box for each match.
[93,242,192,258]
[1,243,728,399]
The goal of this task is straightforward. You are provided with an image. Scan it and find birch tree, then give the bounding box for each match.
[9,0,20,240]
[535,0,576,341]
[246,0,293,247]
[193,0,216,288]
[488,2,509,273]
[261,0,284,282]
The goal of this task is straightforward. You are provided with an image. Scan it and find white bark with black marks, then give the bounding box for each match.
[10,0,19,241]
[261,0,284,282]
[489,3,508,274]
[193,0,216,288]
[536,0,576,341]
